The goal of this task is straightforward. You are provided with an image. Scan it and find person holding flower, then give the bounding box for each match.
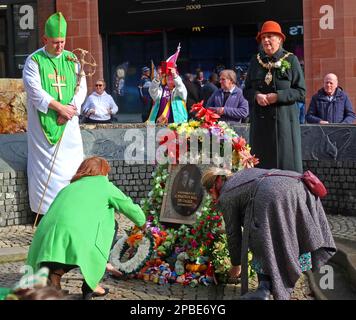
[244,20,306,173]
[201,166,336,300]
[26,156,146,300]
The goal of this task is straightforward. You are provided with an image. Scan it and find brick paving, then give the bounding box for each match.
[0,261,312,300]
[326,215,356,241]
[1,213,355,300]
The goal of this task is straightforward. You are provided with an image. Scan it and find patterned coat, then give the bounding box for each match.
[218,168,336,300]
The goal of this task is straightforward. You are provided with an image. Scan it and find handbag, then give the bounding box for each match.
[301,170,328,198]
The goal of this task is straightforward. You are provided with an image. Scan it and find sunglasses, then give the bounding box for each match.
[95,84,103,87]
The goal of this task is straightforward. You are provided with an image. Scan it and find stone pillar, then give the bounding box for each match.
[56,0,103,92]
[303,0,356,111]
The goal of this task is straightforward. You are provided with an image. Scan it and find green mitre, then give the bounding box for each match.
[45,12,67,38]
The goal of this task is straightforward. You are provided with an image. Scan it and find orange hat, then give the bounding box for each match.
[256,21,286,42]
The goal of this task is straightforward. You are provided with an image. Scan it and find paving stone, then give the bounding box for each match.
[2,214,356,300]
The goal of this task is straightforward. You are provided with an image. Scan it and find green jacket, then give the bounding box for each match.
[244,48,305,173]
[26,176,146,290]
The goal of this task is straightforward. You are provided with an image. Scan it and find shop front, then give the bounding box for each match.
[98,0,304,114]
[0,1,38,78]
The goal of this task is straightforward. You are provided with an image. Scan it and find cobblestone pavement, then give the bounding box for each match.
[0,261,313,300]
[326,215,356,241]
[1,213,355,300]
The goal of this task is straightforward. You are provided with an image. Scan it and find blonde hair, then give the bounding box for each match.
[201,167,233,191]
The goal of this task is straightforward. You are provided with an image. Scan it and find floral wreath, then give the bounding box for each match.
[110,231,154,275]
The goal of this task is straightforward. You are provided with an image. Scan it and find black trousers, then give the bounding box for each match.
[84,117,112,124]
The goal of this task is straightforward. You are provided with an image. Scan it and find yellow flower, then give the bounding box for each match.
[185,126,193,136]
[189,120,201,128]
[232,150,240,166]
[168,123,178,130]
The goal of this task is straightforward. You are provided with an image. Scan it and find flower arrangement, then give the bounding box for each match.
[119,102,258,286]
[110,228,154,275]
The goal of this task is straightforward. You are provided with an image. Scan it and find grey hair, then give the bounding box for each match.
[219,69,237,84]
[201,166,233,191]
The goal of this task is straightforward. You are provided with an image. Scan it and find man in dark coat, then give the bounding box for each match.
[138,66,153,122]
[244,21,305,173]
[201,166,336,300]
[182,73,201,118]
[201,73,219,107]
[306,73,356,124]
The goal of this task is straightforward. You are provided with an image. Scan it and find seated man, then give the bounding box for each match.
[306,73,356,124]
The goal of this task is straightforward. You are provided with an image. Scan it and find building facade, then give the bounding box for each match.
[0,0,355,117]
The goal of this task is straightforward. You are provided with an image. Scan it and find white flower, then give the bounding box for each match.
[274,61,282,68]
[110,233,153,274]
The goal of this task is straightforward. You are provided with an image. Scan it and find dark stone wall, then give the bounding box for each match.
[0,123,355,226]
[303,160,356,216]
[231,123,356,217]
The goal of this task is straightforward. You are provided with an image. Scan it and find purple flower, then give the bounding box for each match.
[210,127,222,137]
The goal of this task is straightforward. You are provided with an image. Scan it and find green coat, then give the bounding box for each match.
[244,48,305,173]
[26,176,146,290]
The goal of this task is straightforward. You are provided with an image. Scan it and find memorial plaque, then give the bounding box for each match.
[160,164,207,225]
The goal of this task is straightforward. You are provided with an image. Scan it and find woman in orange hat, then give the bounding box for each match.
[243,20,305,173]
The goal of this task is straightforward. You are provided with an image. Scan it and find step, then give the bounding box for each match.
[333,237,356,291]
[0,247,28,263]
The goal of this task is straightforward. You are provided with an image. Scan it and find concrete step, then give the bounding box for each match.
[0,247,28,263]
[332,237,356,291]
[307,237,356,300]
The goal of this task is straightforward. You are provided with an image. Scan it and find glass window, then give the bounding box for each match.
[0,16,5,46]
[233,24,258,66]
[12,3,38,76]
[0,12,6,77]
[108,31,163,114]
[166,26,230,78]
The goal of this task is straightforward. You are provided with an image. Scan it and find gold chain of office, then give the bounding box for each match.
[257,52,292,85]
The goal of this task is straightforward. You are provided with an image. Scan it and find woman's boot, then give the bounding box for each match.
[48,270,64,291]
[240,273,272,300]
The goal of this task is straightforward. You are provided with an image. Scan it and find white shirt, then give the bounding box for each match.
[82,91,119,121]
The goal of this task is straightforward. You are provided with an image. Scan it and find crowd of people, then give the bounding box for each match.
[75,32,356,127]
[15,12,343,300]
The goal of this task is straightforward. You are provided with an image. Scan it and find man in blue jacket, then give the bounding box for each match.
[206,69,249,124]
[306,73,356,124]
